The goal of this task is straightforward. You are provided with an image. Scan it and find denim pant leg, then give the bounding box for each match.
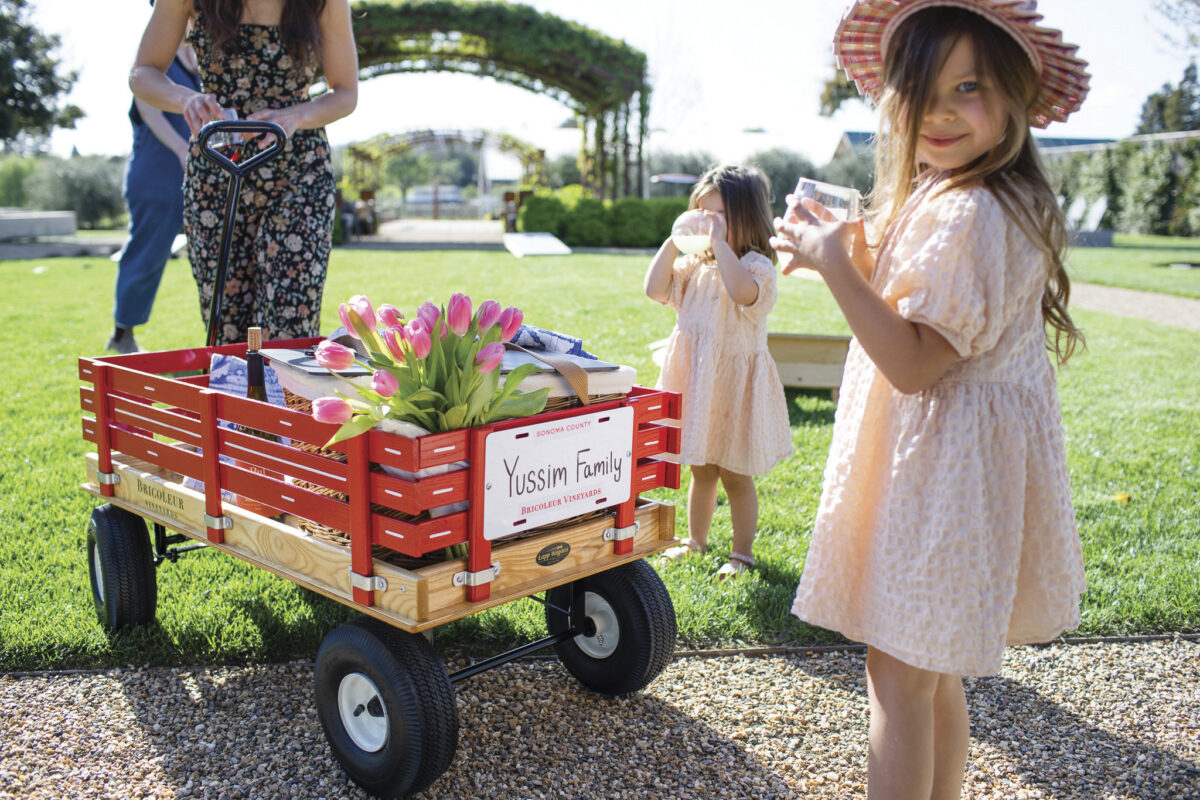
[114,190,185,328]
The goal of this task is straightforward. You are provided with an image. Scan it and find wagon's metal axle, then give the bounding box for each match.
[153,523,208,565]
[447,585,591,685]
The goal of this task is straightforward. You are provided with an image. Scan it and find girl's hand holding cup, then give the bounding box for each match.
[773,177,871,279]
[704,208,728,249]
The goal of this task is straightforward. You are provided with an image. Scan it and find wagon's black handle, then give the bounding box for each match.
[197,120,287,177]
[199,119,287,348]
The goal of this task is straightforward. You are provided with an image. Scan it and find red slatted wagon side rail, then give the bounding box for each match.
[79,344,681,608]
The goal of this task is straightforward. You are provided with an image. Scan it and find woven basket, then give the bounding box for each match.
[283,389,624,567]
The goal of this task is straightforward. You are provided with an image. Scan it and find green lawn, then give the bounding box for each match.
[1067,234,1200,298]
[1,245,1196,671]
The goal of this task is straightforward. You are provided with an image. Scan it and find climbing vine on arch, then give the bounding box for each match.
[350,0,650,198]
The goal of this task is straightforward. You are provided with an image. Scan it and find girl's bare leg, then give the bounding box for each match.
[866,646,939,800]
[686,463,720,548]
[718,468,758,559]
[930,673,968,800]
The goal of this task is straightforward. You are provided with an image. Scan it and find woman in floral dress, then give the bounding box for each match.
[130,0,358,344]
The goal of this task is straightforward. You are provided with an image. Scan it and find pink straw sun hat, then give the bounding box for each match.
[834,0,1090,128]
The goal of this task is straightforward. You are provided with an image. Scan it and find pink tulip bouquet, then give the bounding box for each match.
[311,293,549,445]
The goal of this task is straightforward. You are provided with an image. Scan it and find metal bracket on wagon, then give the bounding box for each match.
[603,522,639,542]
[203,513,232,530]
[348,570,387,593]
[97,471,121,486]
[453,562,501,587]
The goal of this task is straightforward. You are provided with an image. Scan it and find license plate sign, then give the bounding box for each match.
[483,407,634,540]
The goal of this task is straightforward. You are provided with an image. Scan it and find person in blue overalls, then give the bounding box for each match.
[107,36,200,354]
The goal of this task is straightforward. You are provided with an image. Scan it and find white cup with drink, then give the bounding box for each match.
[671,209,712,255]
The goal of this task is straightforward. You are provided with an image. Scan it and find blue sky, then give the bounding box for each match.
[36,0,1195,172]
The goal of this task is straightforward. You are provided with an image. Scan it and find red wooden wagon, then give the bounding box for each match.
[79,338,682,798]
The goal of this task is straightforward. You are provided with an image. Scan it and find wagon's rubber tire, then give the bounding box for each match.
[546,559,677,695]
[314,617,458,799]
[86,504,157,629]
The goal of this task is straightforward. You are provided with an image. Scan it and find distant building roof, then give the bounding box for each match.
[650,173,698,185]
[833,131,1121,162]
[1034,136,1118,150]
[843,131,876,149]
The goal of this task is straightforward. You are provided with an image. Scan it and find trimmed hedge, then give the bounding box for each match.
[646,197,689,243]
[517,191,689,248]
[563,197,609,247]
[609,196,657,246]
[517,194,567,237]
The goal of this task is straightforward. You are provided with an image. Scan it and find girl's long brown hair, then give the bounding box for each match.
[689,165,777,264]
[870,8,1083,364]
[194,0,326,65]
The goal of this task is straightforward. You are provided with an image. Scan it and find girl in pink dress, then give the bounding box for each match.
[771,2,1090,796]
[646,165,793,579]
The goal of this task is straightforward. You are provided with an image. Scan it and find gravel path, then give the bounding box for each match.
[1071,284,1200,332]
[3,637,1196,799]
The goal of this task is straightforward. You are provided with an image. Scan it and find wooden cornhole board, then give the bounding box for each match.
[767,332,852,401]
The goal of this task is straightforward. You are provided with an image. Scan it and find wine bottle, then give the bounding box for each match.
[245,327,268,403]
[234,327,283,517]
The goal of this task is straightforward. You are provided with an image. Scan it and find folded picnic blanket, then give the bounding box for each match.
[513,324,596,359]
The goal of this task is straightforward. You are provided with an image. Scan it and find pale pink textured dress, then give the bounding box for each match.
[791,181,1086,676]
[655,250,793,476]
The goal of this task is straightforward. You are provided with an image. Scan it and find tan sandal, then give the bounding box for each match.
[716,552,755,581]
[659,538,705,563]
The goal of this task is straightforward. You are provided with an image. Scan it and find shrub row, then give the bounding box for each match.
[1050,137,1200,237]
[1,153,127,229]
[518,187,689,248]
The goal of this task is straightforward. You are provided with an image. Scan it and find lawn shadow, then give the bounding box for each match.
[785,388,837,428]
[433,603,542,661]
[740,562,845,646]
[145,577,356,666]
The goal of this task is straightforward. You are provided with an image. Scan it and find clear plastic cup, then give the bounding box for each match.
[671,209,712,255]
[211,107,241,153]
[793,177,862,222]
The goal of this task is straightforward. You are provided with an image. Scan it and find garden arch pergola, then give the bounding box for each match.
[351,0,649,198]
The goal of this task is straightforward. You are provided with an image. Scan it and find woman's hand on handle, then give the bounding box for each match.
[182,93,226,137]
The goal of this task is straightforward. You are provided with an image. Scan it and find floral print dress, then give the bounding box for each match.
[185,14,335,345]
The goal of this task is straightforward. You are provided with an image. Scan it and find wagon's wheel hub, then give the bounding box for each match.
[574,590,620,658]
[338,672,388,752]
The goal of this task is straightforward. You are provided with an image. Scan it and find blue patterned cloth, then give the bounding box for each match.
[512,324,596,359]
[209,353,287,407]
[181,353,288,499]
